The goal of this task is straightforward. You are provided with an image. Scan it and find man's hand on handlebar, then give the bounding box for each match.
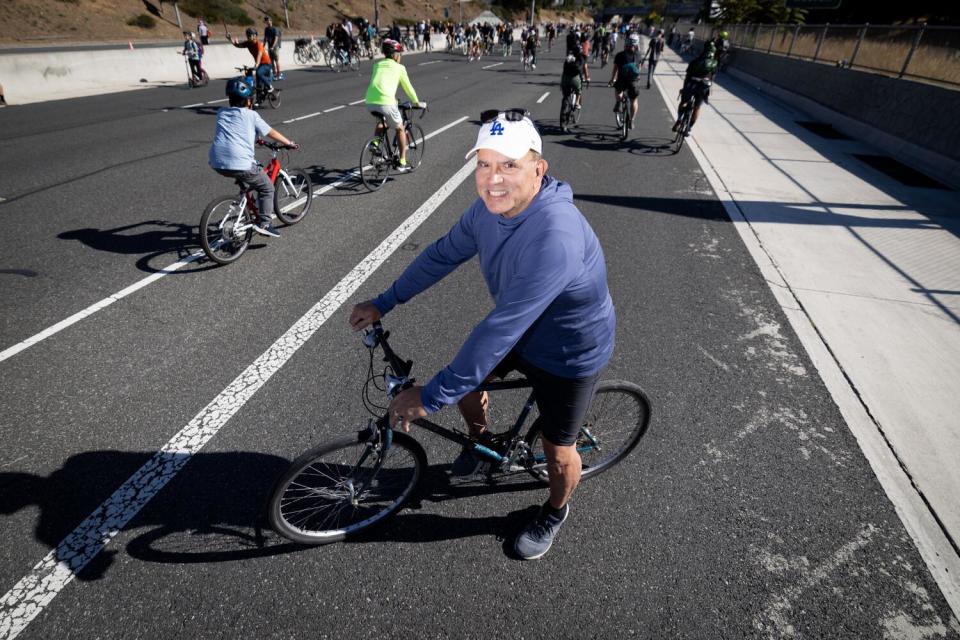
[349,301,382,331]
[417,101,428,109]
[388,386,427,433]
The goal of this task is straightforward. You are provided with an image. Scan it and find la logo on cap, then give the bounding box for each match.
[490,121,506,136]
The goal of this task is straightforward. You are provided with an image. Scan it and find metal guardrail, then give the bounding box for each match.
[692,22,960,88]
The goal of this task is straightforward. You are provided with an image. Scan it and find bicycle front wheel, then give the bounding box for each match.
[268,430,427,544]
[524,380,651,484]
[360,137,390,191]
[274,169,313,225]
[404,124,426,170]
[199,195,252,265]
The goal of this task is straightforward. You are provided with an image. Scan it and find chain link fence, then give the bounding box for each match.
[691,23,960,89]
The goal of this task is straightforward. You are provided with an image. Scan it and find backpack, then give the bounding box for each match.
[619,52,640,81]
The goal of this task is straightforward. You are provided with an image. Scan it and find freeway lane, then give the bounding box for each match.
[1,47,958,638]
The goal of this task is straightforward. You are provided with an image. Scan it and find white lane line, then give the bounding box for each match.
[418,60,441,66]
[349,99,365,105]
[0,197,6,203]
[0,116,469,366]
[536,92,550,104]
[0,158,477,640]
[323,105,345,113]
[283,111,323,124]
[206,98,229,104]
[180,103,204,109]
[482,62,503,69]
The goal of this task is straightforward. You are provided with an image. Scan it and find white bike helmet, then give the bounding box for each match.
[628,34,640,46]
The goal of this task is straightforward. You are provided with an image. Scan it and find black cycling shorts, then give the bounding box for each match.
[491,351,603,447]
[615,80,640,99]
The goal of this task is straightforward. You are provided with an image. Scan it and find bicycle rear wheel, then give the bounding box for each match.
[274,169,313,225]
[403,124,426,170]
[268,430,426,544]
[267,90,281,109]
[360,137,390,191]
[524,380,651,484]
[199,195,252,265]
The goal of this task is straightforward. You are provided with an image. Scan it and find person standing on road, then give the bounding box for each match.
[181,31,202,84]
[349,111,616,560]
[643,29,665,89]
[264,17,283,80]
[197,17,210,45]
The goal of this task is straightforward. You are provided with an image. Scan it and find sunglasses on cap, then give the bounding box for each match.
[480,108,531,124]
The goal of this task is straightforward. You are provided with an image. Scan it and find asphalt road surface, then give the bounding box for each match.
[1,45,958,639]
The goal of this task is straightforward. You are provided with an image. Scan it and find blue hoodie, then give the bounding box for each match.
[373,176,616,413]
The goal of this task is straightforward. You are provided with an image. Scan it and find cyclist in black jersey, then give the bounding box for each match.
[673,42,718,136]
[561,48,590,111]
[608,33,642,129]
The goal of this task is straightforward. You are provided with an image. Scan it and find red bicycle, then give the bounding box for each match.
[200,141,312,265]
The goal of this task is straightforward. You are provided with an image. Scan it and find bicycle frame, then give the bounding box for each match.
[364,323,541,470]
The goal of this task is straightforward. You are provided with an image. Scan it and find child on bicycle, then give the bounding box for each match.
[208,78,297,238]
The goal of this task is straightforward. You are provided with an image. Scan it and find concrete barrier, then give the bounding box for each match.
[726,48,960,186]
[0,34,448,105]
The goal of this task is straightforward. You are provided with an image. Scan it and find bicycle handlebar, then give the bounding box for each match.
[256,139,300,150]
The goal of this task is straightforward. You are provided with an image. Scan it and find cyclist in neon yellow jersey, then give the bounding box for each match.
[365,39,427,172]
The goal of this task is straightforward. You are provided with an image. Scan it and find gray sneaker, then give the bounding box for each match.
[253,222,281,238]
[515,502,569,560]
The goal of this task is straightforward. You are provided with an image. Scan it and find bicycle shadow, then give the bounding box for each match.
[124,462,549,564]
[57,220,234,274]
[304,164,368,196]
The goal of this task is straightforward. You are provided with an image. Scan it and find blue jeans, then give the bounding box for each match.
[255,64,273,92]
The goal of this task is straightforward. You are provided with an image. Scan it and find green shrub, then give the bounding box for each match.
[127,14,157,28]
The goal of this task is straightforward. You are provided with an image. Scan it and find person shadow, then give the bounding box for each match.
[1,449,546,582]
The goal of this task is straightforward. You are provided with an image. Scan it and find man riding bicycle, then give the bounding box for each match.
[364,39,426,172]
[561,48,590,112]
[609,33,642,130]
[231,27,273,100]
[673,41,718,136]
[523,28,539,69]
[349,110,616,560]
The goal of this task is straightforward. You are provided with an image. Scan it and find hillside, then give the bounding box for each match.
[0,0,589,46]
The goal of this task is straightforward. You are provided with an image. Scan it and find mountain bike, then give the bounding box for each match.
[200,141,311,265]
[267,321,652,544]
[235,66,281,109]
[359,102,427,191]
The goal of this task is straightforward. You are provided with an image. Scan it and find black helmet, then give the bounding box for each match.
[381,38,403,56]
[225,77,253,100]
[245,27,257,38]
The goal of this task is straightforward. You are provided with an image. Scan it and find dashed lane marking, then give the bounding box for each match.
[349,99,365,105]
[0,157,478,640]
[482,62,503,69]
[323,105,345,113]
[206,98,229,104]
[418,60,441,66]
[180,103,204,109]
[536,91,550,104]
[0,115,470,366]
[283,111,323,124]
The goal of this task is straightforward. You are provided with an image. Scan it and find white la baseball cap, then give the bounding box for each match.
[465,113,542,160]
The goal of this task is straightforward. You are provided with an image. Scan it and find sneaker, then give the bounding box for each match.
[278,73,285,80]
[683,129,691,137]
[531,63,536,69]
[671,120,680,132]
[515,502,569,560]
[396,160,413,173]
[253,223,281,238]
